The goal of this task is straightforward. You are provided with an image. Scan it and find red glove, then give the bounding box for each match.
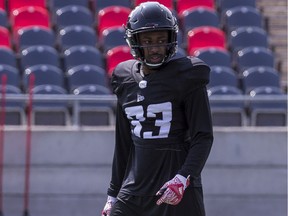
[156,174,190,205]
[101,195,117,216]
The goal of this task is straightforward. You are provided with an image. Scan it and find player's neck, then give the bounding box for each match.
[141,65,157,76]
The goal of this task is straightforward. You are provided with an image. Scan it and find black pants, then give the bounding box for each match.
[110,187,206,216]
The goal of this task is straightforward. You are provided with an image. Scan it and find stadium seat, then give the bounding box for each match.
[0,64,20,87]
[187,26,226,55]
[8,0,46,13]
[222,6,263,33]
[233,46,275,72]
[97,6,131,36]
[0,0,4,10]
[193,47,231,67]
[63,45,104,70]
[73,84,115,126]
[58,25,97,51]
[15,26,55,52]
[217,0,256,15]
[134,0,173,10]
[241,66,281,94]
[31,84,70,126]
[54,5,94,30]
[208,85,246,126]
[23,64,65,92]
[0,84,25,125]
[176,0,214,14]
[0,9,8,27]
[208,66,239,89]
[0,47,17,68]
[177,29,184,48]
[67,65,108,92]
[248,86,287,126]
[179,6,220,34]
[172,47,187,60]
[20,45,60,70]
[99,26,126,52]
[228,26,269,53]
[10,6,50,35]
[93,0,131,14]
[0,26,11,48]
[106,45,133,77]
[48,0,90,11]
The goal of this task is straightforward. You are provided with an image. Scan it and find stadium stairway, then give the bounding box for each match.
[256,0,288,91]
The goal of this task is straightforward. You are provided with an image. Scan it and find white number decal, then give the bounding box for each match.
[125,102,172,139]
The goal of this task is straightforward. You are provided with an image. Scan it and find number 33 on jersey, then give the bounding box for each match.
[125,102,172,139]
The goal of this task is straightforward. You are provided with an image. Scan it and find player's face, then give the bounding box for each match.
[138,30,168,65]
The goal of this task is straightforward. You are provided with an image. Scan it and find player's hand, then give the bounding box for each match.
[101,195,117,216]
[156,174,190,205]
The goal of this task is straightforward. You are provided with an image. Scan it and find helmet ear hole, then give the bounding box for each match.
[125,2,178,67]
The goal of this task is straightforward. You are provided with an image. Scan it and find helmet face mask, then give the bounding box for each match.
[125,2,178,68]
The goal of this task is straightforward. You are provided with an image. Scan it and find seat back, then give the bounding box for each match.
[10,6,50,34]
[63,45,104,70]
[0,47,17,68]
[228,26,268,53]
[0,9,8,27]
[20,45,60,70]
[54,5,94,29]
[241,66,281,93]
[67,65,107,92]
[23,64,64,91]
[177,0,214,14]
[0,26,11,48]
[93,0,131,13]
[223,6,263,32]
[49,0,90,11]
[0,64,20,87]
[106,45,133,77]
[97,6,131,35]
[234,46,275,72]
[179,6,220,33]
[218,0,256,15]
[187,26,226,55]
[209,66,238,88]
[16,26,55,51]
[58,25,97,51]
[8,0,46,13]
[99,26,126,52]
[194,47,231,67]
[135,0,173,10]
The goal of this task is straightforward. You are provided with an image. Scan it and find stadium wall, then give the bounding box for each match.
[2,126,287,216]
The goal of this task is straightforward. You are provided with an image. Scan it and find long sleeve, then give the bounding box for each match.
[107,101,133,197]
[178,84,213,180]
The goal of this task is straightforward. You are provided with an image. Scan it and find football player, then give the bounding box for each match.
[101,2,213,216]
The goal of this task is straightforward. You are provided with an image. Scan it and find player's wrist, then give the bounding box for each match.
[107,195,117,203]
[175,174,190,189]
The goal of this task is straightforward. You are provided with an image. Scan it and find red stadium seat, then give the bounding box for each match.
[0,26,11,48]
[10,6,50,35]
[8,0,46,13]
[187,26,226,55]
[0,0,5,10]
[134,0,174,10]
[106,45,133,77]
[97,6,131,36]
[176,0,214,14]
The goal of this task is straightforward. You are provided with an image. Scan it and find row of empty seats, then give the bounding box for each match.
[0,0,286,127]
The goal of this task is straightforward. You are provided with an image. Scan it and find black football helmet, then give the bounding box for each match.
[125,1,178,68]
